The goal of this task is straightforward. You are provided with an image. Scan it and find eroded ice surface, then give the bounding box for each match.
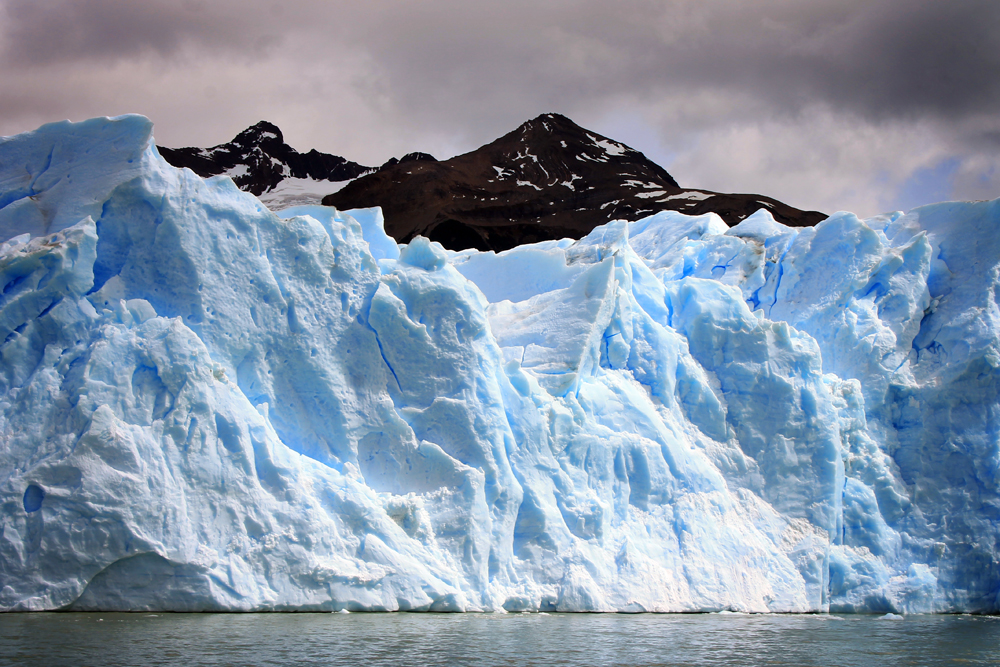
[0,116,998,613]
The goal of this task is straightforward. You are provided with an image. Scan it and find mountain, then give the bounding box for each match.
[323,113,827,252]
[157,120,371,198]
[160,115,826,253]
[158,123,444,211]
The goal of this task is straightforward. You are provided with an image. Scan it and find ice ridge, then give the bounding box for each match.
[0,115,998,613]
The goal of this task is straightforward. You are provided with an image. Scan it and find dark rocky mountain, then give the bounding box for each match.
[159,114,827,253]
[158,121,371,196]
[378,152,438,170]
[323,113,827,252]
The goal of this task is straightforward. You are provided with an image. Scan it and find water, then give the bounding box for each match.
[1,612,998,666]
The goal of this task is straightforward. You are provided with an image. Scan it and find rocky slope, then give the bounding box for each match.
[159,114,827,252]
[157,121,370,196]
[323,113,827,251]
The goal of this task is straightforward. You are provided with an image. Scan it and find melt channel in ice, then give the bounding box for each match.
[0,115,998,613]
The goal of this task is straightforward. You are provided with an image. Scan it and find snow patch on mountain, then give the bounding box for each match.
[259,177,352,210]
[660,191,713,202]
[587,134,627,157]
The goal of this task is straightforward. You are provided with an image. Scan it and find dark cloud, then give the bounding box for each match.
[334,0,1000,129]
[5,1,997,123]
[706,0,1000,121]
[1,0,291,65]
[0,0,997,215]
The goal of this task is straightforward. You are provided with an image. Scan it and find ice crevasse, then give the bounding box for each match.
[0,115,998,613]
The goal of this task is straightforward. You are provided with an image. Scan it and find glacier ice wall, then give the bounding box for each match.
[1,115,998,613]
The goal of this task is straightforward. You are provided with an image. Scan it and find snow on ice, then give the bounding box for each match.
[0,115,998,613]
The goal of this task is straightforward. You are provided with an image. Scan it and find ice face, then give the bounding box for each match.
[0,116,998,613]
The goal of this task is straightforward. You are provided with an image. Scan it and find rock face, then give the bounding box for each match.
[157,121,370,196]
[323,113,827,251]
[159,114,826,252]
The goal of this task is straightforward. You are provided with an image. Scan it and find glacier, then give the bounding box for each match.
[1,115,998,613]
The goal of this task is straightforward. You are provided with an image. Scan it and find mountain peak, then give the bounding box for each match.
[379,151,438,170]
[483,112,679,189]
[520,112,577,130]
[323,113,824,252]
[158,121,369,196]
[232,120,284,148]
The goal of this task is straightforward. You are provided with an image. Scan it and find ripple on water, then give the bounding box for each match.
[1,612,999,667]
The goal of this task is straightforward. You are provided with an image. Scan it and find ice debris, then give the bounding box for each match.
[0,115,998,613]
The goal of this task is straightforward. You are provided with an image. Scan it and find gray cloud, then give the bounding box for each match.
[1,0,997,216]
[1,0,286,64]
[331,0,1000,134]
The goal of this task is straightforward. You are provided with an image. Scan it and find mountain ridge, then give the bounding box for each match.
[158,114,827,252]
[324,113,826,251]
[157,120,371,196]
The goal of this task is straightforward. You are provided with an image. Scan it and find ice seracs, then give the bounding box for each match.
[0,115,998,613]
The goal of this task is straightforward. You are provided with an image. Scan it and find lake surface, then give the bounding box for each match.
[1,612,998,666]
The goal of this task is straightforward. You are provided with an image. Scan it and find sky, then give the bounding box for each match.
[1,0,998,217]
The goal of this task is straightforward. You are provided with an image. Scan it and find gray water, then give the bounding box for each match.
[1,612,998,667]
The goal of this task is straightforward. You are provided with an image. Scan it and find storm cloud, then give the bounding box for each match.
[2,0,997,215]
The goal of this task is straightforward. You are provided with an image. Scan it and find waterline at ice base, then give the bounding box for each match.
[1,115,998,613]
